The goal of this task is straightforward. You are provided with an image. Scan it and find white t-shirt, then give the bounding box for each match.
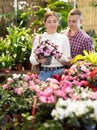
[30,32,71,67]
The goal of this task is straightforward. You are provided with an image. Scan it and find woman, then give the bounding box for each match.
[30,11,71,81]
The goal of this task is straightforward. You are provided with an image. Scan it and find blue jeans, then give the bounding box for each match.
[39,68,64,81]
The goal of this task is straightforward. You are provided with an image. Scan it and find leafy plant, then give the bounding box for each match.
[36,120,63,130]
[1,73,39,114]
[0,24,32,69]
[30,0,72,34]
[72,50,97,65]
[0,37,13,68]
[6,24,32,65]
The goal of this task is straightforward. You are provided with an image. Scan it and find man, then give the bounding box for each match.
[61,8,94,58]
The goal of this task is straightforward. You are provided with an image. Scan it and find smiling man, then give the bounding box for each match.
[61,8,94,58]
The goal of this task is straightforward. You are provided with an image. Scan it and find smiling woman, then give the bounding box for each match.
[30,11,71,81]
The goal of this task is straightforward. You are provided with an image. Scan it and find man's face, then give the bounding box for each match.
[68,14,82,31]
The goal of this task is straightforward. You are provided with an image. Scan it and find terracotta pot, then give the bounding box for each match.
[22,62,32,70]
[12,113,22,123]
[27,117,34,130]
[16,64,22,71]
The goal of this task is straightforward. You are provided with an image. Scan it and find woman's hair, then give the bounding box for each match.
[44,11,58,22]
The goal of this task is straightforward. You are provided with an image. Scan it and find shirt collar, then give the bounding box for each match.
[67,29,81,37]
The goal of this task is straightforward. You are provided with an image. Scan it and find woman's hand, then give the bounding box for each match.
[61,57,72,66]
[37,58,47,64]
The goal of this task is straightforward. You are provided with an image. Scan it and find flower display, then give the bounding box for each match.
[51,98,97,127]
[61,61,96,90]
[1,73,40,114]
[34,39,62,59]
[88,67,97,91]
[1,60,97,129]
[31,77,97,130]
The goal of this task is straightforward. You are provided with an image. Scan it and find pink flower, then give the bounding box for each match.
[60,80,72,88]
[7,77,13,83]
[2,84,9,89]
[29,81,35,86]
[81,66,89,73]
[88,91,97,99]
[70,93,80,100]
[72,80,81,87]
[14,87,24,95]
[54,89,67,99]
[49,83,59,89]
[34,39,61,59]
[46,94,56,103]
[80,80,89,87]
[46,78,59,84]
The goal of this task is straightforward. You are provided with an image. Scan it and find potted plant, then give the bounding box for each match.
[0,73,41,129]
[6,25,32,70]
[0,37,13,69]
[0,73,40,116]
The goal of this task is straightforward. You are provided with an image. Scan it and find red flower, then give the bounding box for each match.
[88,67,97,91]
[92,87,97,92]
[89,67,97,78]
[52,74,61,82]
[80,80,89,87]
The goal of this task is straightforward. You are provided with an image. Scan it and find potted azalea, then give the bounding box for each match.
[0,73,40,117]
[51,98,97,130]
[30,77,97,130]
[34,39,62,65]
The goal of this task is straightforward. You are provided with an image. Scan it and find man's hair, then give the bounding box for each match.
[69,9,82,17]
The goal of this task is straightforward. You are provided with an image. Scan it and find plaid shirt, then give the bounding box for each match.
[64,29,94,58]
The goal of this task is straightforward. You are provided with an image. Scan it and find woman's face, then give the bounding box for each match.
[44,15,58,34]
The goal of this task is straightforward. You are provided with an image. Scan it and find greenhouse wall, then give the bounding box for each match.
[0,0,97,34]
[77,0,97,34]
[0,0,45,36]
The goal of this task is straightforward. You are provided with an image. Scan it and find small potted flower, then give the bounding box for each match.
[34,39,62,65]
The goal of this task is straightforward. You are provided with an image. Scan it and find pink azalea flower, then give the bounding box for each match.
[69,93,80,100]
[87,92,97,99]
[81,66,89,73]
[14,87,24,95]
[7,77,13,83]
[46,94,56,103]
[2,84,9,89]
[72,80,81,87]
[54,89,67,99]
[34,39,61,59]
[29,81,35,86]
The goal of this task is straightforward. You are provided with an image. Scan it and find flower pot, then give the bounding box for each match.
[12,113,22,123]
[64,125,80,130]
[84,123,96,130]
[16,64,22,71]
[44,56,52,65]
[22,62,32,70]
[27,117,34,130]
